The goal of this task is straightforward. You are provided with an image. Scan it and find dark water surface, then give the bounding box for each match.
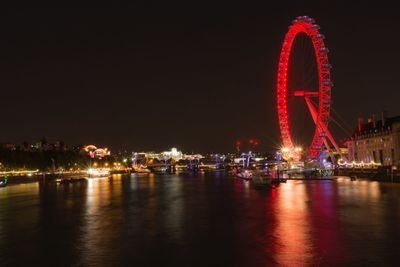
[1,172,400,266]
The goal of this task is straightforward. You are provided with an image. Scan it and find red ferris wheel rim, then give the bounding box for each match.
[277,16,332,159]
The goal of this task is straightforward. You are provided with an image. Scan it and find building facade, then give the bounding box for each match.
[346,115,400,166]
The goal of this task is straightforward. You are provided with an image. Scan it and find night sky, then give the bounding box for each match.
[0,4,399,153]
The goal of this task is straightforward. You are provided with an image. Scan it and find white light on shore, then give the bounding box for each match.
[87,168,110,176]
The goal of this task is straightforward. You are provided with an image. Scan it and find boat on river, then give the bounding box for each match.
[132,165,151,173]
[251,174,286,187]
[152,166,168,173]
[0,176,9,187]
[56,177,87,184]
[232,167,253,180]
[233,167,287,187]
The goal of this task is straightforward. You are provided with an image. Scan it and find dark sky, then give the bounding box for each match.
[0,4,399,153]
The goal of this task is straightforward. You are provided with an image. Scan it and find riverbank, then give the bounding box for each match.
[3,170,400,187]
[1,172,88,185]
[338,167,400,183]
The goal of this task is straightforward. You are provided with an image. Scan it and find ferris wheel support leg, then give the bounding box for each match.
[304,97,346,162]
[320,136,335,163]
[314,118,335,163]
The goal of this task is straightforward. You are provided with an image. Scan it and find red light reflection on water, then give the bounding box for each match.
[272,181,314,265]
[272,181,344,266]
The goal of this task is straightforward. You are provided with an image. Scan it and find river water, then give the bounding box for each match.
[1,172,400,266]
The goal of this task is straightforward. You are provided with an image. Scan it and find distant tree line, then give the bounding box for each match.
[0,148,90,171]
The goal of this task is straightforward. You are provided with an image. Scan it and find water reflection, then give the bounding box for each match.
[79,175,124,266]
[1,175,400,266]
[0,183,41,265]
[162,175,184,243]
[273,181,314,265]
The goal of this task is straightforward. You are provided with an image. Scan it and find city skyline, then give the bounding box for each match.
[1,5,399,152]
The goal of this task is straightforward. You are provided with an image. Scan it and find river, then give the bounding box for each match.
[1,172,400,266]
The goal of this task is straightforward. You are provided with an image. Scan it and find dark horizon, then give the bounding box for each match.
[1,5,399,153]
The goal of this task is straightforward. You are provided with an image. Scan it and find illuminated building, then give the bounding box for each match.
[83,145,111,159]
[280,146,303,162]
[345,113,400,166]
[161,148,183,161]
[134,148,184,162]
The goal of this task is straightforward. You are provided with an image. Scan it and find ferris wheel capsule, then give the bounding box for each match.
[322,63,332,69]
[319,47,329,53]
[312,24,320,30]
[304,17,315,23]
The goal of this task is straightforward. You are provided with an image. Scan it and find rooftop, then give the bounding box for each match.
[351,115,400,139]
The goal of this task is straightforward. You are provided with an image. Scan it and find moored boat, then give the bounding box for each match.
[232,167,253,180]
[250,172,287,188]
[0,176,8,187]
[132,165,151,173]
[152,166,168,173]
[251,175,272,187]
[56,177,87,184]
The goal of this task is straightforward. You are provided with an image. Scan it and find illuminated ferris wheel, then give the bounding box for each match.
[277,16,342,161]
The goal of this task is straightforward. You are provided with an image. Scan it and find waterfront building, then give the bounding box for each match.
[345,114,400,166]
[135,148,184,162]
[162,148,183,161]
[83,145,111,159]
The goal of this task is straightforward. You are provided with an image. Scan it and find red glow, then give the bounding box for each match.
[277,16,332,159]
